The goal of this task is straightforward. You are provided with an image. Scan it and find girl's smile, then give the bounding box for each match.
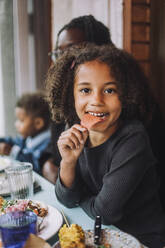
[74,60,122,142]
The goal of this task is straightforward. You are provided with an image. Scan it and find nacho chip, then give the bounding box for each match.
[81,114,102,130]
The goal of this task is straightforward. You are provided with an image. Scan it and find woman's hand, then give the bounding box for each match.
[57,124,88,167]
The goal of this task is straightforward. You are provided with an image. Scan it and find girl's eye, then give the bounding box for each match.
[80,88,90,94]
[104,88,116,94]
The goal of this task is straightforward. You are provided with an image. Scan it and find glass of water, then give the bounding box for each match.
[5,162,33,199]
[0,210,37,248]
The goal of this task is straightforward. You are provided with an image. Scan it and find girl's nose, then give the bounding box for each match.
[91,92,103,105]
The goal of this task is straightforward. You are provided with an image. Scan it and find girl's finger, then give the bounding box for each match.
[58,137,75,150]
[60,124,87,137]
[60,124,88,146]
[58,134,80,150]
[72,124,87,132]
[70,127,87,144]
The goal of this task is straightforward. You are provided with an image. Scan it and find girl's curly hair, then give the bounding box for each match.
[45,44,154,127]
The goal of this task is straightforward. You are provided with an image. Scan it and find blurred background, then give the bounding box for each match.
[0,0,164,136]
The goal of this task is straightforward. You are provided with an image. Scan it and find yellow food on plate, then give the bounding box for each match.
[59,224,85,248]
[0,196,5,208]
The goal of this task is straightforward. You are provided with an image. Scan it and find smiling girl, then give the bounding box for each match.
[46,44,165,248]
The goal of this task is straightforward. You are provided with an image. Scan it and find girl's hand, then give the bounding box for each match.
[57,124,88,167]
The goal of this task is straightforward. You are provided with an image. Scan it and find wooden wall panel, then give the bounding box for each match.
[132,43,150,60]
[123,0,165,120]
[33,0,51,89]
[132,25,150,41]
[132,0,150,4]
[132,5,150,22]
[123,0,132,52]
[123,0,151,77]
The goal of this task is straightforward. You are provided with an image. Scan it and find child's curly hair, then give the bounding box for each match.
[16,91,51,129]
[45,44,154,127]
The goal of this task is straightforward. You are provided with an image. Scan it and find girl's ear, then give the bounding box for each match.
[34,117,44,130]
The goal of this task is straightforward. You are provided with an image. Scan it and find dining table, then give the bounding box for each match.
[32,171,115,246]
[0,170,147,248]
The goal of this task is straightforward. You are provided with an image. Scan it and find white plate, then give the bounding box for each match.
[38,203,63,240]
[53,228,144,248]
[0,156,12,171]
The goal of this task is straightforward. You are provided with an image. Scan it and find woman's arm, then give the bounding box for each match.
[42,158,59,184]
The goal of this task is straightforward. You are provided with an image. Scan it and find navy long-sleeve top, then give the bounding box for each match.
[0,129,51,173]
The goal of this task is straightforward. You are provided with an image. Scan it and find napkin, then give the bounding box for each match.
[23,234,51,248]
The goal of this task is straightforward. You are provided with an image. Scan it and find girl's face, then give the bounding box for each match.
[74,60,122,136]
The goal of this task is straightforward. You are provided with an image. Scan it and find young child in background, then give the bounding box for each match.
[0,92,51,174]
[45,44,165,248]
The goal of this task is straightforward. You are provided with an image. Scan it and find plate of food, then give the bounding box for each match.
[0,197,63,240]
[53,224,144,248]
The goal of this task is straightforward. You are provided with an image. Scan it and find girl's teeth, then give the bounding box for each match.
[88,112,106,117]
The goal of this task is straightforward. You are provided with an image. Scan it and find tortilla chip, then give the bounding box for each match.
[81,114,102,130]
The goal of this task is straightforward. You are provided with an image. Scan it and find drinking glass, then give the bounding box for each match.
[5,162,33,199]
[0,211,37,248]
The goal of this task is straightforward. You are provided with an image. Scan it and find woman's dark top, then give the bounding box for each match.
[40,121,65,167]
[146,106,165,210]
[55,120,165,248]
